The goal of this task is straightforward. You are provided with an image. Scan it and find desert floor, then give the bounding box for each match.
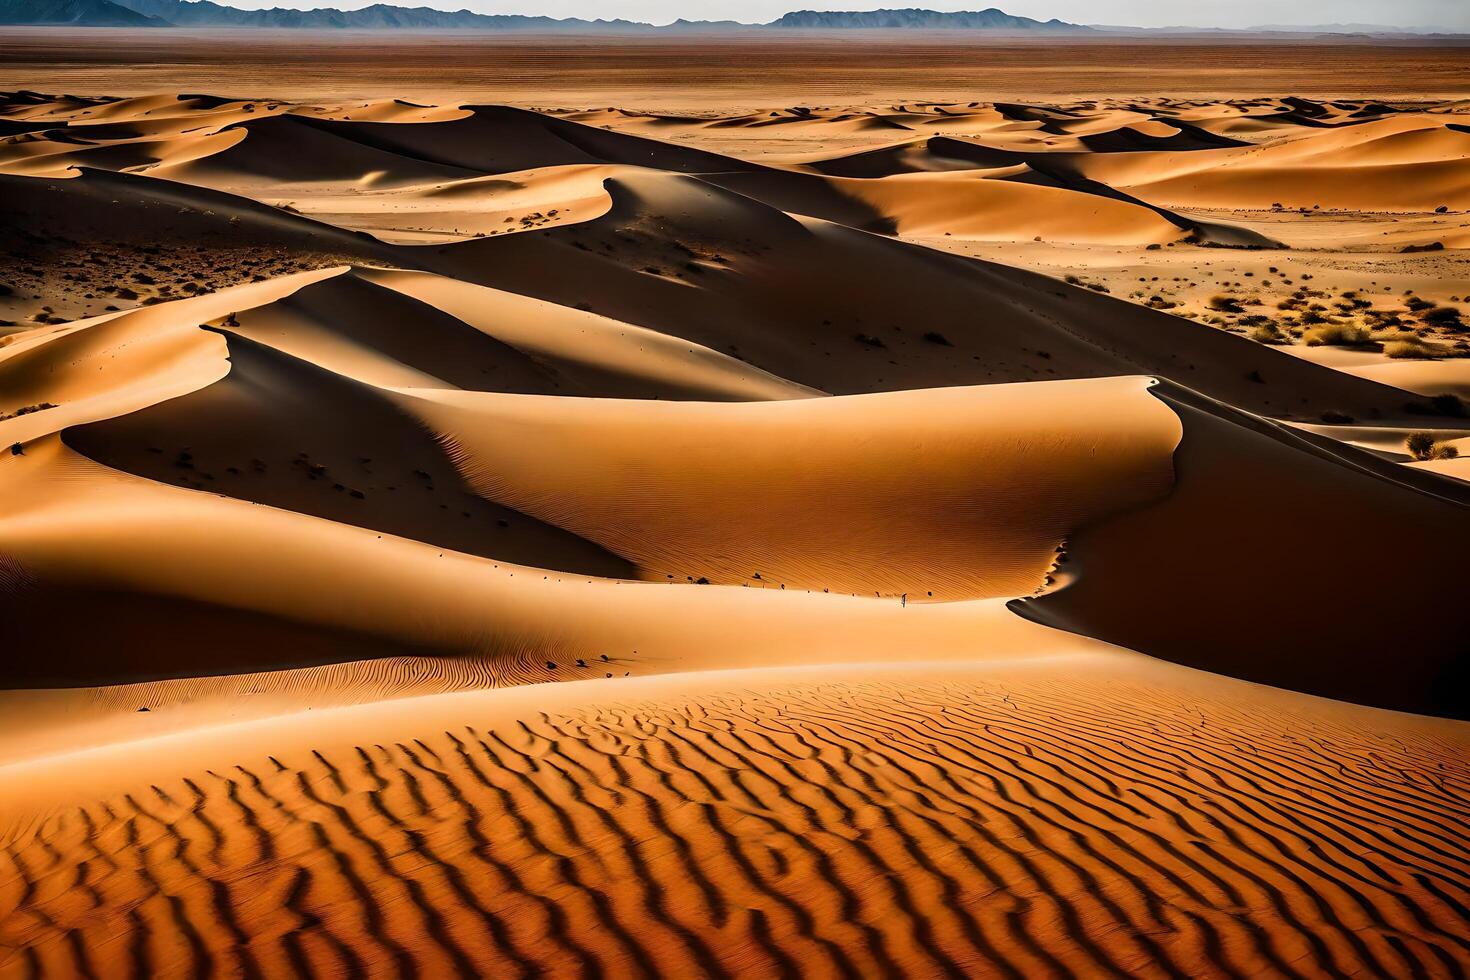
[2,39,1470,977]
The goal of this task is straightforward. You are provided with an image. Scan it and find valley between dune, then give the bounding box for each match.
[1,82,1469,977]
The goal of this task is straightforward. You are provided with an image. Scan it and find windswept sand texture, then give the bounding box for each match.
[2,77,1470,977]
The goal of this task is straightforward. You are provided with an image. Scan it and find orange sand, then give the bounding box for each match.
[2,85,1468,976]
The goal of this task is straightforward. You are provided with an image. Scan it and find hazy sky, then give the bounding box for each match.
[223,0,1470,29]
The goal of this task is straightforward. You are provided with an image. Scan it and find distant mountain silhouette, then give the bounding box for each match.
[769,7,1087,29]
[4,0,1090,30]
[1,0,165,24]
[104,0,665,29]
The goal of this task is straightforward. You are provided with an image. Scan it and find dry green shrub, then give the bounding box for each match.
[1304,322,1373,347]
[1249,322,1286,344]
[1405,432,1460,461]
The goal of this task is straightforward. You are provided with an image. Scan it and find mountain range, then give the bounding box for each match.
[1,0,1092,30]
[767,8,1078,29]
[2,0,1459,33]
[0,0,164,24]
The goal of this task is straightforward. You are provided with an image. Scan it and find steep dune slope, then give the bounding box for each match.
[399,376,1179,599]
[428,172,1433,421]
[348,268,816,400]
[12,373,1179,676]
[709,167,1191,244]
[0,271,337,440]
[1066,116,1470,210]
[0,434,1093,689]
[0,168,383,256]
[221,269,570,391]
[795,114,1470,212]
[285,105,759,177]
[0,127,241,178]
[153,115,482,189]
[62,331,634,577]
[1026,382,1470,718]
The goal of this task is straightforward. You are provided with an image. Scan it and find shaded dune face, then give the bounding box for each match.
[64,331,635,579]
[0,584,434,687]
[219,271,570,391]
[2,90,1470,978]
[1024,383,1470,720]
[1,664,1467,978]
[309,105,763,176]
[428,173,1423,420]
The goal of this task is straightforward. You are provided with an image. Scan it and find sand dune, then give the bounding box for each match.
[710,167,1192,244]
[5,92,1283,247]
[2,85,1468,977]
[276,104,758,178]
[0,166,388,261]
[787,110,1470,212]
[430,171,1431,419]
[154,115,482,189]
[2,657,1467,978]
[1,434,1093,690]
[367,268,816,399]
[1072,116,1470,211]
[400,376,1179,598]
[1027,381,1470,718]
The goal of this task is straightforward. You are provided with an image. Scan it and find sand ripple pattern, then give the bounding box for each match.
[2,672,1468,978]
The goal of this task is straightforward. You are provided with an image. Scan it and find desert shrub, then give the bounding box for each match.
[1364,309,1402,327]
[1384,339,1444,359]
[1304,322,1372,346]
[1207,294,1242,313]
[1406,432,1436,459]
[0,402,58,422]
[1406,432,1460,461]
[1249,322,1285,344]
[1422,306,1463,328]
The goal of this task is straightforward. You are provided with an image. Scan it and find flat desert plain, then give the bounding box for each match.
[2,35,1470,978]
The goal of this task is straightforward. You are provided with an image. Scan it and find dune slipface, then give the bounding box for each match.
[1,83,1469,979]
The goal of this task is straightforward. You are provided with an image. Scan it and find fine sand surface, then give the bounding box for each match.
[2,81,1469,976]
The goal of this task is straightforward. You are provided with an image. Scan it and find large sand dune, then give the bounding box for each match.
[2,87,1468,976]
[3,658,1468,978]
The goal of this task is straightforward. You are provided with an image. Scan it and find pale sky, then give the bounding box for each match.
[220,0,1470,30]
